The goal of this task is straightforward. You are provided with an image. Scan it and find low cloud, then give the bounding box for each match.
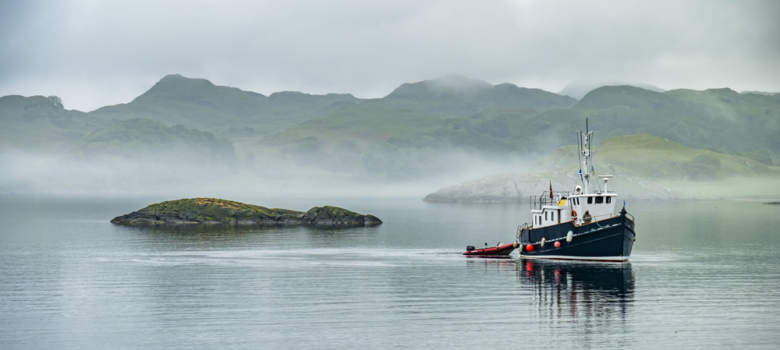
[1,0,778,110]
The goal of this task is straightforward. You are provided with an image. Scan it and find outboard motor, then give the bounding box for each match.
[466,245,475,251]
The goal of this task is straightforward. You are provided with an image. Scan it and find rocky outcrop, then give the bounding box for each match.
[110,198,382,226]
[300,206,383,226]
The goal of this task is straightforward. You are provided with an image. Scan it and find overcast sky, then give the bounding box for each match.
[1,0,778,111]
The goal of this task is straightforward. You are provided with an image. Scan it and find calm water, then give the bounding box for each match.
[1,196,779,349]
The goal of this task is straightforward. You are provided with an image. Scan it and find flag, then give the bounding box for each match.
[549,181,553,199]
[579,169,583,181]
[591,165,595,176]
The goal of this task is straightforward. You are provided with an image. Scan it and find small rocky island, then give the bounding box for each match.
[110,198,382,226]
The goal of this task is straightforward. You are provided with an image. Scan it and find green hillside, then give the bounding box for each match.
[3,75,780,189]
[256,105,542,179]
[89,74,360,137]
[424,134,780,202]
[254,82,780,180]
[69,118,235,164]
[379,75,577,114]
[568,86,780,153]
[0,95,109,152]
[541,134,778,180]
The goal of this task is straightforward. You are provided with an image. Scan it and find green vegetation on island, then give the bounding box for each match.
[110,198,382,226]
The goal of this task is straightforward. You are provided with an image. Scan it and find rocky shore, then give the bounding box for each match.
[110,198,382,226]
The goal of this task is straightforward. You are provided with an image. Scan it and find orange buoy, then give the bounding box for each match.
[554,241,561,248]
[526,244,534,252]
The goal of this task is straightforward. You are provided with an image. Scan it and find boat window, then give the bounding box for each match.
[587,197,593,204]
[606,196,612,204]
[551,211,555,221]
[545,212,548,221]
[576,198,580,205]
[595,196,603,204]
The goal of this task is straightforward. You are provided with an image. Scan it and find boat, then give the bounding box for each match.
[516,120,636,262]
[463,242,518,256]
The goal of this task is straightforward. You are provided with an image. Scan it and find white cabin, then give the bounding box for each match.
[530,191,617,228]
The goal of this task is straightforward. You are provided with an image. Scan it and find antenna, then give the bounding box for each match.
[580,118,592,194]
[591,130,594,172]
[598,175,613,192]
[577,131,583,186]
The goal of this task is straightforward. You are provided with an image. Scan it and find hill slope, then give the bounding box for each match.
[69,118,236,164]
[424,134,780,202]
[0,95,109,152]
[569,86,780,153]
[256,105,541,179]
[89,74,360,137]
[380,75,577,114]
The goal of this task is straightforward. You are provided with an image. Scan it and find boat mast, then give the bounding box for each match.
[579,119,593,194]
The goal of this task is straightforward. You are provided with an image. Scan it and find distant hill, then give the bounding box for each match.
[69,118,235,164]
[255,83,780,180]
[3,74,780,190]
[380,75,577,114]
[0,95,109,152]
[570,86,780,152]
[89,74,360,137]
[558,79,665,100]
[256,105,544,179]
[424,134,780,202]
[741,91,778,96]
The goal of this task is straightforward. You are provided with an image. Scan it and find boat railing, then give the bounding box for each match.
[576,213,619,225]
[517,223,529,236]
[529,191,569,210]
[594,190,617,195]
[592,213,618,221]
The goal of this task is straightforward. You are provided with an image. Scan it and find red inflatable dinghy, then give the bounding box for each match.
[463,242,518,256]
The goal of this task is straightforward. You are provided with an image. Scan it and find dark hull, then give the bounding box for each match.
[518,209,635,261]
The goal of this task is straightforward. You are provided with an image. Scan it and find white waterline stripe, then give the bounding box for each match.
[519,254,628,262]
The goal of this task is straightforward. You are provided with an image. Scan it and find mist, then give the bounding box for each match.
[2,0,779,111]
[0,146,538,198]
[2,1,780,202]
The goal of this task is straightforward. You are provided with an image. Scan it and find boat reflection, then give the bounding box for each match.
[518,259,634,324]
[465,256,517,272]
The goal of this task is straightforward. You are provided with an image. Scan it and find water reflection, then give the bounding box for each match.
[465,256,517,272]
[113,222,381,251]
[518,260,634,331]
[118,223,373,235]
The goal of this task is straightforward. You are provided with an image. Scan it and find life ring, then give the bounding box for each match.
[571,210,578,218]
